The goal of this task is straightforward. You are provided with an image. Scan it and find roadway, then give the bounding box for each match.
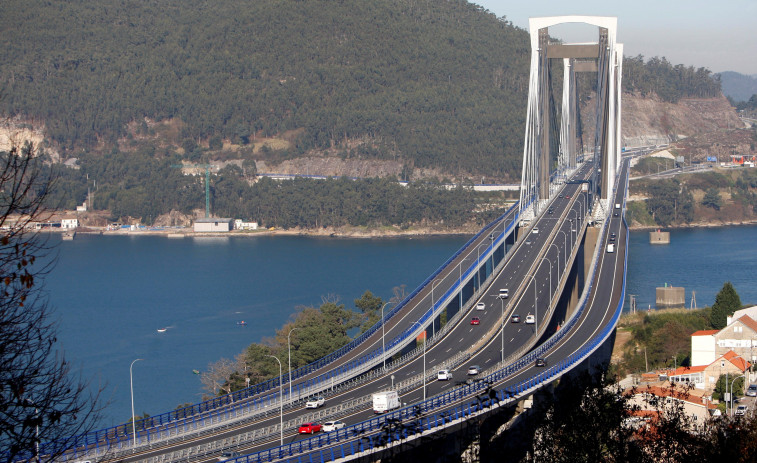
[272,161,630,463]
[118,165,596,462]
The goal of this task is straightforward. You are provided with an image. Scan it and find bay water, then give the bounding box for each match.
[45,226,757,428]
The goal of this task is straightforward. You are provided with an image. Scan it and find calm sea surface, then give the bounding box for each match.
[45,226,757,428]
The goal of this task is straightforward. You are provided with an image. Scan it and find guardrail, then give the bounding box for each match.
[221,174,630,463]
[118,173,628,463]
[208,220,627,463]
[46,204,522,460]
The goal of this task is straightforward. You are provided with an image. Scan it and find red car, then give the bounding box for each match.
[470,317,480,325]
[298,422,322,434]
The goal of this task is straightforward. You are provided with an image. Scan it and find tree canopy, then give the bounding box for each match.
[711,282,742,330]
[0,1,723,185]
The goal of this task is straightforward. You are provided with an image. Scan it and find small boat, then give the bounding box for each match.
[157,328,167,333]
[192,369,200,375]
[237,321,247,326]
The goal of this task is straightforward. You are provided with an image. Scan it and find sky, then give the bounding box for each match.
[473,0,757,75]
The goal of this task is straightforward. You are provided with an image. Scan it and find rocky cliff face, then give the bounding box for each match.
[582,93,744,148]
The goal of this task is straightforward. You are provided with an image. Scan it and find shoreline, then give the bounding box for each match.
[49,218,757,239]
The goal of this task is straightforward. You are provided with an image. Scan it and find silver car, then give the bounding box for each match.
[747,384,757,397]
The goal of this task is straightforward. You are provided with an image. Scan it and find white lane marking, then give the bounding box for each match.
[510,337,515,342]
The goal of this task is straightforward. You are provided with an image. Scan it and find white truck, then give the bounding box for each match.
[372,391,400,414]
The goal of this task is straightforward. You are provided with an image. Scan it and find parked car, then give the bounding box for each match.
[747,384,757,397]
[476,302,486,311]
[322,420,346,432]
[525,314,535,324]
[467,365,481,375]
[298,422,322,434]
[735,405,748,416]
[535,358,547,367]
[437,369,453,381]
[306,397,325,409]
[470,317,480,325]
[217,452,240,462]
[511,314,520,323]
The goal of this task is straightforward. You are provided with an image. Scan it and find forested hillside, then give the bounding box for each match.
[0,0,727,226]
[0,0,531,178]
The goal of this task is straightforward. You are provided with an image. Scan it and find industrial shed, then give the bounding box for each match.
[193,218,232,233]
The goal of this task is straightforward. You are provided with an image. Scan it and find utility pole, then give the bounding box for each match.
[172,163,215,218]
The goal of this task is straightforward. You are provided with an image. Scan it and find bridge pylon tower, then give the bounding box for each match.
[519,16,623,221]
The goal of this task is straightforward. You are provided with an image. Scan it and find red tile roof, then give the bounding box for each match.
[737,315,757,333]
[691,329,718,336]
[722,350,751,371]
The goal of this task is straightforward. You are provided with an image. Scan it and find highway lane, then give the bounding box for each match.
[272,163,630,462]
[101,198,521,453]
[133,166,596,461]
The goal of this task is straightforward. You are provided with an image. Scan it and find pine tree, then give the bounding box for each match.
[711,282,742,329]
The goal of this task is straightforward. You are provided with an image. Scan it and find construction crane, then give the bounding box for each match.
[171,163,216,218]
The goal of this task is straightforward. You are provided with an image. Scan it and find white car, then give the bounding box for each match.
[525,314,535,324]
[322,420,346,432]
[437,369,453,381]
[476,302,486,311]
[305,397,325,409]
[532,227,539,234]
[736,405,748,416]
[217,452,240,462]
[467,365,481,375]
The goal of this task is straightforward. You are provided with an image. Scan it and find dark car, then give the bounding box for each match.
[511,314,520,323]
[535,358,547,367]
[470,317,480,325]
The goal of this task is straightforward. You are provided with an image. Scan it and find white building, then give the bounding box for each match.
[691,330,718,366]
[193,218,232,233]
[61,218,79,229]
[234,219,258,230]
[691,314,757,367]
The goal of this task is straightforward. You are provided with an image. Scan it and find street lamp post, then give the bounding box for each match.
[526,273,539,332]
[730,374,746,417]
[541,257,553,305]
[381,302,395,371]
[130,358,143,448]
[287,327,299,400]
[557,230,568,269]
[266,355,284,447]
[410,321,427,401]
[548,243,561,275]
[431,279,443,336]
[499,296,506,361]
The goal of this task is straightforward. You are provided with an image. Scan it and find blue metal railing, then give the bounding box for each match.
[45,203,522,457]
[222,175,630,463]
